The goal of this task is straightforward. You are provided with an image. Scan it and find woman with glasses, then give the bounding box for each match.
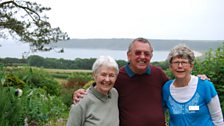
[162,44,224,126]
[66,56,119,126]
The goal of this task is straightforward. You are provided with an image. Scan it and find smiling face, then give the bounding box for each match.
[93,66,117,95]
[127,41,153,74]
[169,57,194,80]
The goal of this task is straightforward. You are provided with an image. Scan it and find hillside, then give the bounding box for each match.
[50,38,223,52]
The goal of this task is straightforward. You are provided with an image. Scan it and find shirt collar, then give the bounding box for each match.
[124,63,151,77]
[89,83,112,102]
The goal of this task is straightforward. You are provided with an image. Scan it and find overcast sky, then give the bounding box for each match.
[34,0,224,40]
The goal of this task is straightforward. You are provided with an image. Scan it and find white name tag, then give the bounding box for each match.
[189,106,199,111]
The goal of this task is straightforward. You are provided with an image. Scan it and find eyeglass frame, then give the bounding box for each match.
[171,61,190,67]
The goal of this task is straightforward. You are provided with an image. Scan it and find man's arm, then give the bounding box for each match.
[73,89,87,104]
[197,74,210,80]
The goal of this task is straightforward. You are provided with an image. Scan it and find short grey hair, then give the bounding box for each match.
[167,44,195,64]
[127,37,153,53]
[92,56,119,75]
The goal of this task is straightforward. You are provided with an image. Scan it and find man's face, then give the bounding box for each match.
[127,41,153,74]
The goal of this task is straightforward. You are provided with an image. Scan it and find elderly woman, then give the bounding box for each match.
[66,56,119,126]
[162,44,224,126]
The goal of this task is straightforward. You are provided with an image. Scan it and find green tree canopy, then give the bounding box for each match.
[0,0,69,51]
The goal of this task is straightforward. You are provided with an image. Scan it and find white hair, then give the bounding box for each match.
[92,56,119,75]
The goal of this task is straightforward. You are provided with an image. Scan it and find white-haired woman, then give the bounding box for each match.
[67,56,119,126]
[163,44,224,126]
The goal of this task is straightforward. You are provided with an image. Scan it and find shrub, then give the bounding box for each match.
[4,74,25,88]
[15,67,62,96]
[66,72,92,87]
[83,80,94,89]
[0,86,24,126]
[192,42,224,112]
[60,87,77,107]
[60,72,92,107]
[0,65,68,126]
[21,87,67,126]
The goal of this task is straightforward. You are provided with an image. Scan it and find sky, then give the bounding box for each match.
[31,0,224,40]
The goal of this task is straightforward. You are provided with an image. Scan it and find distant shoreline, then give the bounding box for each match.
[193,50,203,57]
[0,39,221,62]
[51,39,223,52]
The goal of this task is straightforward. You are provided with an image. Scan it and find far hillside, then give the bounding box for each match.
[50,38,223,52]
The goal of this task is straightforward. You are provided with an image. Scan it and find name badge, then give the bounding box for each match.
[189,106,199,111]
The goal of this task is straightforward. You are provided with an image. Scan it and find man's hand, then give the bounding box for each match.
[197,74,210,81]
[73,89,87,104]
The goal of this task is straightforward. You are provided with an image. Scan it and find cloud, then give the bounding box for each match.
[35,0,224,40]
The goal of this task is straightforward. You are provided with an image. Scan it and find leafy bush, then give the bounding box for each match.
[151,61,169,70]
[0,64,6,85]
[51,73,69,79]
[60,72,93,107]
[4,74,25,88]
[0,86,24,126]
[0,86,68,126]
[0,65,68,126]
[20,88,67,125]
[60,80,94,108]
[15,67,62,96]
[66,72,92,87]
[192,42,224,112]
[60,87,77,107]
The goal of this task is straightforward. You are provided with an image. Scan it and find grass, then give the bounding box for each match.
[44,68,92,73]
[44,118,67,126]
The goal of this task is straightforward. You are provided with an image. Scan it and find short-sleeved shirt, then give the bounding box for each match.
[163,78,217,126]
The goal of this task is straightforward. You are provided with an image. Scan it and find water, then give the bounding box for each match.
[0,40,197,62]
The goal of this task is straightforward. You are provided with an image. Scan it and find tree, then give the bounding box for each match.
[0,0,69,51]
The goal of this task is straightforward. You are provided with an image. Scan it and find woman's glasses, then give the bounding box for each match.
[171,61,189,67]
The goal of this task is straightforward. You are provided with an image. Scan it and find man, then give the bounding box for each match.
[73,37,207,126]
[114,37,168,125]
